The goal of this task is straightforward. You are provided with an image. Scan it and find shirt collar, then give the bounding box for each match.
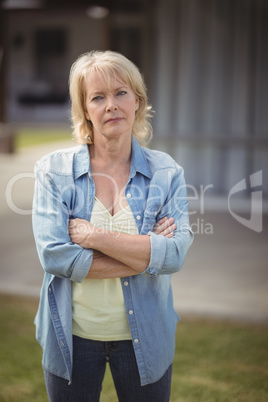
[73,144,91,180]
[130,135,152,179]
[73,135,152,180]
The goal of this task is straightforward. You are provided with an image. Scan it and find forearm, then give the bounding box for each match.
[91,230,151,273]
[69,216,176,274]
[87,251,140,279]
[145,228,194,276]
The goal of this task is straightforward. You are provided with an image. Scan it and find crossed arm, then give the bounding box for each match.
[69,217,176,279]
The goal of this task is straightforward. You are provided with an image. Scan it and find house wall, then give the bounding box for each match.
[152,0,268,195]
[5,10,108,123]
[3,0,268,196]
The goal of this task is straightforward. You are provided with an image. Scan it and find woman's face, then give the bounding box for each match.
[84,72,139,143]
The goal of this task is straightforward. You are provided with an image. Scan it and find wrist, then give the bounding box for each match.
[89,225,106,251]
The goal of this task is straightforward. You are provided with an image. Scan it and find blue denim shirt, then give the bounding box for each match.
[32,135,193,386]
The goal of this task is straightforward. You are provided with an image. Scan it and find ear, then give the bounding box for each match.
[135,98,139,110]
[85,111,90,120]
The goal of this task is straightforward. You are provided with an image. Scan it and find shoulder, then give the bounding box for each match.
[35,145,87,176]
[142,146,183,174]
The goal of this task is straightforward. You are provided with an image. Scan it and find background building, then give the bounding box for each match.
[0,0,267,327]
[1,0,267,196]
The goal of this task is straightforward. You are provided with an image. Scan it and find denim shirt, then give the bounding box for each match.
[32,135,193,386]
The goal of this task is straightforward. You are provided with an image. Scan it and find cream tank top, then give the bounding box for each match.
[72,197,139,341]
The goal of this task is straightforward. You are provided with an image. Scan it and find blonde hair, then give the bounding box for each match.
[69,50,153,146]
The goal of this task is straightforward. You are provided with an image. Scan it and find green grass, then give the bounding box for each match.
[15,128,72,149]
[0,294,267,402]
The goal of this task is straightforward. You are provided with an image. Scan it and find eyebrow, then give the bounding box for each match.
[90,86,128,97]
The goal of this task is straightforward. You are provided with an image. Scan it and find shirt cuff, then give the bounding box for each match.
[142,232,167,276]
[69,248,93,283]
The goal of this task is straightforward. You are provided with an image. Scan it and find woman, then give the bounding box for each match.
[32,50,193,402]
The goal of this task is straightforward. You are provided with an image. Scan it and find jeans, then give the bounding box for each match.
[44,335,172,402]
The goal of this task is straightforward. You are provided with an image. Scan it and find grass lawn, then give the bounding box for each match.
[15,128,72,149]
[0,294,267,402]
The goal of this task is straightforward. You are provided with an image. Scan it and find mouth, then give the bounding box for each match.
[105,118,123,124]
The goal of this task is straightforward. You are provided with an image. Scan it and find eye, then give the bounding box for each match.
[92,95,103,101]
[117,90,127,96]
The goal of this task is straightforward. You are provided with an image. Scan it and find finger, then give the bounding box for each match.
[69,218,84,225]
[159,223,177,236]
[68,220,75,229]
[157,217,175,233]
[153,217,171,234]
[165,232,174,238]
[69,219,89,231]
[68,219,81,231]
[68,223,80,233]
[156,216,169,225]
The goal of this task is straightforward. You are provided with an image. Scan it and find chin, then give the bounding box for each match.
[104,129,132,139]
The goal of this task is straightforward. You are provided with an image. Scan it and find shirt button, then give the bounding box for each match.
[124,281,129,286]
[126,193,131,199]
[48,287,51,292]
[154,211,157,216]
[134,338,139,343]
[129,310,134,315]
[136,215,141,220]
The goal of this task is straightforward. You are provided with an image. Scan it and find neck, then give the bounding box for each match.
[89,134,132,168]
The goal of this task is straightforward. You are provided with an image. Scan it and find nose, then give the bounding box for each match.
[106,96,118,112]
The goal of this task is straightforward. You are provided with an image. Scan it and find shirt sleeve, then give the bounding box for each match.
[143,166,194,276]
[32,163,92,283]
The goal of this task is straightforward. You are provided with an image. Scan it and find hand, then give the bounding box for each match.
[153,216,177,238]
[69,215,176,249]
[68,218,95,248]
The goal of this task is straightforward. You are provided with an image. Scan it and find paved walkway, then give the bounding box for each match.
[0,141,267,323]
